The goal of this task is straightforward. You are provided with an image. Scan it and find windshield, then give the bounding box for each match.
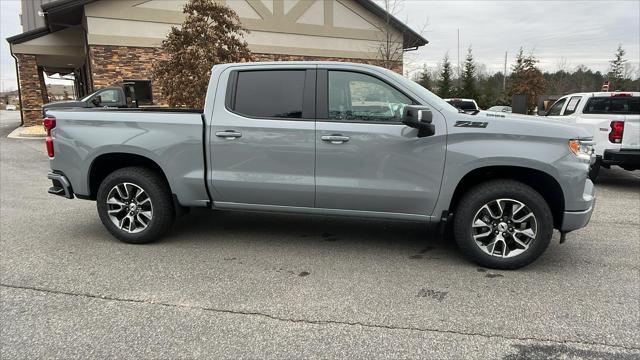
[378,68,458,112]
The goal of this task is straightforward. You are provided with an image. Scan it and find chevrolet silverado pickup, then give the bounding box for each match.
[44,62,596,269]
[545,91,640,180]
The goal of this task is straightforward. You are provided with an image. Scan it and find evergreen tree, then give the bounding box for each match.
[608,45,627,90]
[461,46,477,99]
[509,48,546,113]
[152,0,252,108]
[437,54,453,98]
[417,66,432,91]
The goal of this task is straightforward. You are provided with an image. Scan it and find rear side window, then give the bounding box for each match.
[232,70,306,119]
[583,97,640,114]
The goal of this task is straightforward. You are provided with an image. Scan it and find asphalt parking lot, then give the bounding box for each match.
[0,110,638,359]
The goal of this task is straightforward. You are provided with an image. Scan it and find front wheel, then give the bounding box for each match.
[453,180,553,269]
[96,167,175,244]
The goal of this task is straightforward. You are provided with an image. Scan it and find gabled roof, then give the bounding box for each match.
[9,0,428,48]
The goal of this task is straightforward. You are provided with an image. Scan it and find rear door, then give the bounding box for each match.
[209,65,317,207]
[314,67,447,217]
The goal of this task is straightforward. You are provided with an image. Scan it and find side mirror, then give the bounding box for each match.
[402,105,435,138]
[90,96,102,107]
[537,109,547,116]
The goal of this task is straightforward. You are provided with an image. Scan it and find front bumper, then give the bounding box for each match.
[47,172,74,199]
[560,179,595,232]
[602,149,640,168]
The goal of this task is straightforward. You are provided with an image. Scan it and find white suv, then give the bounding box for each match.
[545,92,639,179]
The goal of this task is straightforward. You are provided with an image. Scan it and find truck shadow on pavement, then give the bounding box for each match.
[167,207,464,263]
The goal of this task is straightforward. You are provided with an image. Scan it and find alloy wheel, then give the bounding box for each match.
[105,182,153,234]
[471,198,537,258]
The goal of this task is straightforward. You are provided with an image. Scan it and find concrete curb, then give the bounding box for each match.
[7,126,46,139]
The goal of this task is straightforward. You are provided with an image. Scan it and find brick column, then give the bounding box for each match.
[15,54,45,126]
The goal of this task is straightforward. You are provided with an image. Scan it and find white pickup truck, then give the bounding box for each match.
[545,92,640,179]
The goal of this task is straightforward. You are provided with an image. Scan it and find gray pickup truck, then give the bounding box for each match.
[44,62,595,269]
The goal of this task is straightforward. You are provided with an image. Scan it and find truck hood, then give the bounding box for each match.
[473,111,592,139]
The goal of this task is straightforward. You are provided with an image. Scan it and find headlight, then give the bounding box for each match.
[568,139,594,161]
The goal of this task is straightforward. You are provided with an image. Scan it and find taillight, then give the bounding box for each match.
[43,116,56,157]
[609,121,624,143]
[611,93,632,97]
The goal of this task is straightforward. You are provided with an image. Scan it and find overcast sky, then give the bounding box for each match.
[1,0,639,91]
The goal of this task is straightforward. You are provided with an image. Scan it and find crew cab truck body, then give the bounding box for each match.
[45,62,595,269]
[545,92,640,179]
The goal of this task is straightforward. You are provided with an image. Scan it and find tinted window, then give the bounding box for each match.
[583,96,640,115]
[447,100,478,111]
[234,70,306,118]
[124,79,153,105]
[546,98,566,116]
[563,96,582,115]
[328,71,412,122]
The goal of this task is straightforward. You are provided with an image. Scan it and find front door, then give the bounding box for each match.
[209,67,317,208]
[315,69,447,217]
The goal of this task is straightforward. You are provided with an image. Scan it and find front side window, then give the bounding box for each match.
[99,89,120,104]
[546,98,566,116]
[233,70,306,119]
[328,71,412,122]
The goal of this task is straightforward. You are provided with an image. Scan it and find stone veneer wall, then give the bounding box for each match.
[88,45,168,105]
[88,45,403,107]
[15,54,45,126]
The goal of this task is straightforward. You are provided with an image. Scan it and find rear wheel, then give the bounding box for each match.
[453,180,553,269]
[96,167,174,244]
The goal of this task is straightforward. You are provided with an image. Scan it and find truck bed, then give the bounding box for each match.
[46,108,210,207]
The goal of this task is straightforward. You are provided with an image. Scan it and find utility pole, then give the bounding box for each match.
[503,51,508,93]
[457,28,460,87]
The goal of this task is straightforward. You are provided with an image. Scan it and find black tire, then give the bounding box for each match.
[453,180,553,270]
[588,159,600,181]
[96,167,174,244]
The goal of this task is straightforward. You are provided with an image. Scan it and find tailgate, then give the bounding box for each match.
[622,115,640,149]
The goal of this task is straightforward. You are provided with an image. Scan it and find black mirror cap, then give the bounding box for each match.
[90,96,101,107]
[402,105,435,137]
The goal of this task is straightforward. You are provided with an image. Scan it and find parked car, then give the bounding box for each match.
[5,104,17,111]
[487,105,512,113]
[444,98,480,113]
[544,92,639,179]
[42,83,138,115]
[44,62,595,269]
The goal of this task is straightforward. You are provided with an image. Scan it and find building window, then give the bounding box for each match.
[123,80,153,105]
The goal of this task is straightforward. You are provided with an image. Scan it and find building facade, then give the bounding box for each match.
[7,0,427,126]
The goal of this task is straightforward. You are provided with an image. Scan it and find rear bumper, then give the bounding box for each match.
[47,172,74,199]
[560,179,595,232]
[602,149,640,167]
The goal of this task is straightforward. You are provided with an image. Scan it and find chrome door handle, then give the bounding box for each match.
[321,135,350,144]
[216,130,242,139]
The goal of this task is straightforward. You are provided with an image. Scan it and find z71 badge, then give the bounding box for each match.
[454,121,488,128]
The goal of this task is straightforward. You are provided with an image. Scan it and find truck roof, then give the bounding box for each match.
[212,61,391,71]
[563,92,640,98]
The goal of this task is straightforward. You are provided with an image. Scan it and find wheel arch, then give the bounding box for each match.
[87,152,170,201]
[448,166,565,229]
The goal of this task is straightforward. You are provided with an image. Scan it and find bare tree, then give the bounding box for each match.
[376,0,427,73]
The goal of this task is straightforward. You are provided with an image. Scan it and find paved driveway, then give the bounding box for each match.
[1,110,638,359]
